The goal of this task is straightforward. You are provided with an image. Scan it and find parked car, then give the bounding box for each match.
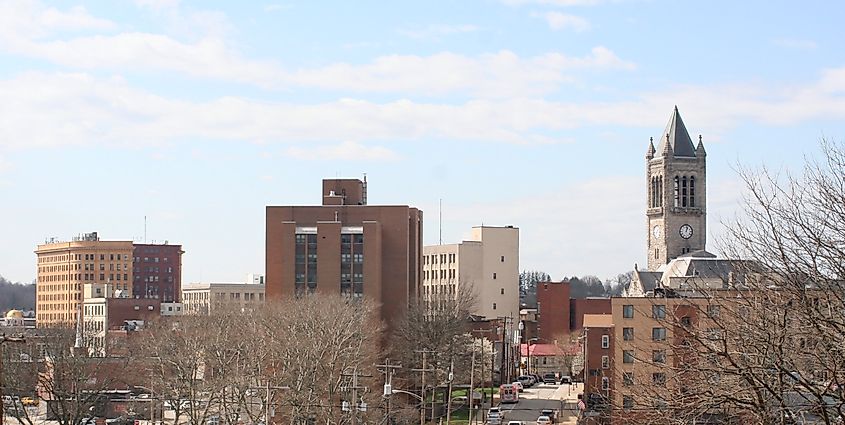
[540,409,557,423]
[542,373,557,384]
[20,396,38,407]
[537,415,552,425]
[511,381,524,392]
[517,375,533,387]
[507,421,524,425]
[560,375,572,385]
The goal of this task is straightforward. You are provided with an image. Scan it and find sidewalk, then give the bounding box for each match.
[558,383,582,425]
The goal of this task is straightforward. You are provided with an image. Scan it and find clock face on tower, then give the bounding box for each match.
[652,225,661,239]
[679,224,693,239]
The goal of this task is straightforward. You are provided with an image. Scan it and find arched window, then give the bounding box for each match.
[689,176,696,207]
[650,177,655,208]
[681,176,688,207]
[674,176,680,207]
[658,176,663,207]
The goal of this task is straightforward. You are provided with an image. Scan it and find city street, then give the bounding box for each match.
[496,383,581,425]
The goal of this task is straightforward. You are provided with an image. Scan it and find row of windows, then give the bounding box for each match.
[424,253,456,265]
[648,175,699,209]
[622,349,666,364]
[425,269,455,280]
[622,304,722,318]
[133,256,170,263]
[134,266,174,273]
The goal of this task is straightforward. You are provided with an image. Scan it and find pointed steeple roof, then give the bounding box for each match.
[646,138,655,159]
[656,106,696,158]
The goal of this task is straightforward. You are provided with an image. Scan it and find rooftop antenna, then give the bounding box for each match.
[144,215,147,244]
[439,198,442,245]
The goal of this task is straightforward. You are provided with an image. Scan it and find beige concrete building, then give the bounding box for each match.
[35,232,134,327]
[181,282,266,315]
[422,225,519,320]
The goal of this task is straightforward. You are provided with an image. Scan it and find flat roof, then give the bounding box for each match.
[583,314,613,328]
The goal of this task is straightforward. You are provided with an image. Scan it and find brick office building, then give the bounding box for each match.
[35,233,135,327]
[132,243,184,302]
[265,178,423,324]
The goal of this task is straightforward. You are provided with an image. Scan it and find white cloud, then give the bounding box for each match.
[2,66,845,151]
[539,12,591,31]
[282,48,634,97]
[398,24,480,40]
[773,38,818,51]
[285,141,401,161]
[0,20,634,97]
[0,0,115,41]
[0,2,631,97]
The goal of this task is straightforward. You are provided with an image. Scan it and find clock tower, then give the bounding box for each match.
[646,106,706,271]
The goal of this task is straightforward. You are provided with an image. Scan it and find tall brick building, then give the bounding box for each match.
[132,243,184,302]
[265,178,423,324]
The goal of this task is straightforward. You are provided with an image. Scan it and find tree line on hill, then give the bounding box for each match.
[519,270,632,307]
[0,275,35,312]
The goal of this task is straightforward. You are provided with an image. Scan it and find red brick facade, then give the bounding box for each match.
[265,179,422,324]
[132,243,183,302]
[537,281,570,343]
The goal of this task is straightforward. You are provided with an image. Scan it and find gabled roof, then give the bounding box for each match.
[520,343,576,356]
[656,106,696,158]
[632,269,662,293]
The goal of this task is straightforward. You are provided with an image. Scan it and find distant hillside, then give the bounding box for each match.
[0,275,35,313]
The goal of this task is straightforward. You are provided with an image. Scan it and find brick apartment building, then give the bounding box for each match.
[582,313,615,417]
[265,178,423,324]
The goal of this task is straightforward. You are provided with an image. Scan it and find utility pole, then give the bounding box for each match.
[341,367,370,425]
[468,347,475,425]
[1,335,26,425]
[376,358,401,425]
[445,359,454,425]
[412,350,436,425]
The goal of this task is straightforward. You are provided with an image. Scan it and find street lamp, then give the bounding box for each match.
[384,387,424,425]
[527,338,539,376]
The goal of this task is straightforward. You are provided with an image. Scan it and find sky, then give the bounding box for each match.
[1,0,843,285]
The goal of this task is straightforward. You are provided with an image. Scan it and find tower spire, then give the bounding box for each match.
[646,137,655,159]
[656,106,695,157]
[661,132,673,156]
[696,134,706,156]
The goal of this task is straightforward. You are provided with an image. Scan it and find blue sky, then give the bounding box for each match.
[1,0,843,284]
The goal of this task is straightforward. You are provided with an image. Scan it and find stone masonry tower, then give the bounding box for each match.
[646,106,706,271]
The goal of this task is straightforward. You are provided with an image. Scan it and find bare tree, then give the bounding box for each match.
[612,141,845,424]
[4,327,133,425]
[138,295,382,425]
